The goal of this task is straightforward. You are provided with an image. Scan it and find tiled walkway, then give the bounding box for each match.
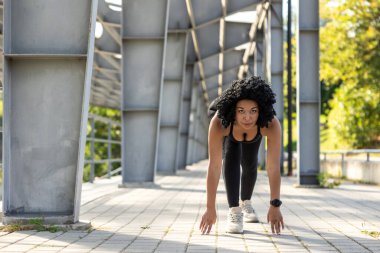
[0,160,379,252]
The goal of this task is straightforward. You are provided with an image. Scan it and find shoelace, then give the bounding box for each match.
[229,212,243,223]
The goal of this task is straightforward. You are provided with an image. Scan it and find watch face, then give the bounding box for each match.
[271,199,282,207]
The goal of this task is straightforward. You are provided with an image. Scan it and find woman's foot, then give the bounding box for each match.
[226,206,243,233]
[241,200,259,223]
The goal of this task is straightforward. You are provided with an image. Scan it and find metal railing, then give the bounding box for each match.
[85,113,122,183]
[321,149,380,162]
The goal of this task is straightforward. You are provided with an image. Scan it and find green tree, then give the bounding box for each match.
[320,0,380,149]
[327,84,380,148]
[83,106,121,181]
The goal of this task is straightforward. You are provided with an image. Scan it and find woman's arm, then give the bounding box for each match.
[263,116,284,234]
[200,114,224,234]
[265,116,282,200]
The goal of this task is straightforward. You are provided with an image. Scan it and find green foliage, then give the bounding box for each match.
[0,223,21,233]
[327,84,380,148]
[83,106,122,182]
[317,172,341,188]
[29,218,45,231]
[320,0,380,149]
[361,230,380,238]
[0,219,61,233]
[89,105,121,121]
[320,80,341,117]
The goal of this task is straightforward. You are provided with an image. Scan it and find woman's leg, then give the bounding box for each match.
[240,140,261,201]
[222,137,242,207]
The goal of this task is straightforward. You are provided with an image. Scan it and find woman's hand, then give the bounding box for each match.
[267,206,284,234]
[199,208,217,234]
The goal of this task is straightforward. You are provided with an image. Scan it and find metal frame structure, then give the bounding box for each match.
[157,32,188,174]
[2,0,97,224]
[176,64,194,170]
[267,0,284,173]
[297,0,320,185]
[120,0,169,183]
[0,0,323,224]
[253,29,266,168]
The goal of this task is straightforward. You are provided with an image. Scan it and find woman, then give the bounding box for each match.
[199,76,284,234]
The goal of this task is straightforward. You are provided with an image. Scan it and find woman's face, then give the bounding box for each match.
[235,99,259,130]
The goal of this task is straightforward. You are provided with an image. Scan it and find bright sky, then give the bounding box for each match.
[225,11,257,23]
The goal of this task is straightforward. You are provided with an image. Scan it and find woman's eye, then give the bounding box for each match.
[238,110,244,113]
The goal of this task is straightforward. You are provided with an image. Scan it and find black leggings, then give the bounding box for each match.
[223,136,261,207]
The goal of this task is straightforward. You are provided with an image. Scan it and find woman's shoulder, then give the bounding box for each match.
[260,116,280,137]
[210,114,230,136]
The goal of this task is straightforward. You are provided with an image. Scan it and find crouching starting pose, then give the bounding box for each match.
[199,76,284,234]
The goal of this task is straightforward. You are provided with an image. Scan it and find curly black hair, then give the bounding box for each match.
[208,76,276,128]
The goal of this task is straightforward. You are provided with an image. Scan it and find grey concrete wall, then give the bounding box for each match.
[253,30,266,168]
[2,0,97,224]
[264,1,284,173]
[157,33,188,174]
[186,79,199,165]
[177,63,193,169]
[296,0,320,185]
[321,161,380,185]
[121,0,169,183]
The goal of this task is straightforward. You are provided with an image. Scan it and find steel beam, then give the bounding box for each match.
[2,0,97,224]
[192,0,260,30]
[186,0,209,105]
[157,32,188,174]
[186,77,199,165]
[238,1,269,79]
[297,0,320,185]
[177,63,193,169]
[121,0,169,183]
[263,1,284,173]
[197,99,208,161]
[193,94,202,162]
[253,30,266,168]
[190,86,208,163]
[218,0,227,96]
[168,0,190,30]
[197,50,245,83]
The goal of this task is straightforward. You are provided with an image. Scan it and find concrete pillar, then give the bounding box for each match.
[264,1,284,173]
[297,0,320,185]
[194,96,202,162]
[270,1,284,173]
[254,30,266,169]
[157,32,188,174]
[199,102,209,160]
[121,0,169,183]
[177,63,193,169]
[2,0,97,224]
[186,79,198,165]
[191,92,208,163]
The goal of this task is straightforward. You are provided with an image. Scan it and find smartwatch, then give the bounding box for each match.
[270,199,282,207]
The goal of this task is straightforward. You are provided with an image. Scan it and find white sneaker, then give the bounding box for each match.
[226,206,243,233]
[241,200,259,223]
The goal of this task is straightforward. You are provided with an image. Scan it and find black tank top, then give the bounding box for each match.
[228,123,262,143]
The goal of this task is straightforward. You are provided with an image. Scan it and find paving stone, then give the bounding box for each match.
[1,162,379,253]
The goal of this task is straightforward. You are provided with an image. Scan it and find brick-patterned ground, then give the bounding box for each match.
[0,160,379,252]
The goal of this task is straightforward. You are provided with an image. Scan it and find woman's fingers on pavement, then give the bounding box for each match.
[200,218,213,234]
[275,222,281,234]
